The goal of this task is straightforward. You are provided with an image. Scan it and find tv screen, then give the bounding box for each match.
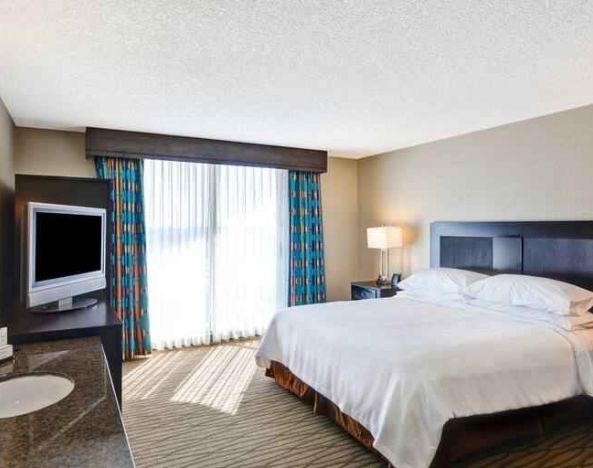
[35,211,103,282]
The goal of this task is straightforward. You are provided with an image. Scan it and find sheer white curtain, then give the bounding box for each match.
[144,159,288,349]
[144,161,214,348]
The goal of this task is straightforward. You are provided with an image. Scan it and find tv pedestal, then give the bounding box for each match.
[30,297,98,313]
[5,297,123,407]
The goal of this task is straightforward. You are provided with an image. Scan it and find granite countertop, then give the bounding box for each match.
[0,337,134,468]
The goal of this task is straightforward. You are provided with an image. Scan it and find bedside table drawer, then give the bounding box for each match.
[351,285,377,300]
[350,281,400,301]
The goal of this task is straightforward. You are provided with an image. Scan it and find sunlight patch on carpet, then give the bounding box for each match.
[124,351,192,400]
[170,344,257,414]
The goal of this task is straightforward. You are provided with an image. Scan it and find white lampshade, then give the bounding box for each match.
[367,226,403,249]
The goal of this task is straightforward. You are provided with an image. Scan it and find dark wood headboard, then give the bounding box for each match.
[430,221,593,291]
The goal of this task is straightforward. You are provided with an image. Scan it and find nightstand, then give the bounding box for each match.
[350,281,400,300]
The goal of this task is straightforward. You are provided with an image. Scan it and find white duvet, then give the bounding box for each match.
[255,294,593,468]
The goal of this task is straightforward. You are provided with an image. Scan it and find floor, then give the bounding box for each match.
[123,341,593,468]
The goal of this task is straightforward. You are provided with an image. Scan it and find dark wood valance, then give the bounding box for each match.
[85,127,327,173]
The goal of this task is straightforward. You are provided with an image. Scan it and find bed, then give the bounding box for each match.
[255,221,593,468]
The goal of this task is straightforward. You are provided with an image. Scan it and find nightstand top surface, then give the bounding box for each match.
[351,281,400,291]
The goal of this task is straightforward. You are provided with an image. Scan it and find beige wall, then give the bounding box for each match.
[358,103,593,279]
[14,127,94,177]
[321,157,359,301]
[0,98,14,313]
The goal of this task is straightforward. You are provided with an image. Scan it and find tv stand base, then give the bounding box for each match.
[29,297,98,313]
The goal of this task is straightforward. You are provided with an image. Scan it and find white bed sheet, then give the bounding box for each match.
[255,294,593,468]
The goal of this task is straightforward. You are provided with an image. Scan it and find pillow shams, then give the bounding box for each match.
[465,274,593,316]
[398,268,488,294]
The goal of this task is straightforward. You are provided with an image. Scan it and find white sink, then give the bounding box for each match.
[0,373,75,418]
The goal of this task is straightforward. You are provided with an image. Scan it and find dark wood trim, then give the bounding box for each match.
[86,127,328,173]
[14,174,104,184]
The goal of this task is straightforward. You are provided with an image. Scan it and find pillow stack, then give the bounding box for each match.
[465,274,593,317]
[397,268,488,295]
[398,268,593,331]
[464,274,593,330]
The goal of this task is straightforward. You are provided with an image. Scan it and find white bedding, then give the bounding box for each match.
[255,294,593,468]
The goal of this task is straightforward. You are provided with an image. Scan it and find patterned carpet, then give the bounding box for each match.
[123,341,593,468]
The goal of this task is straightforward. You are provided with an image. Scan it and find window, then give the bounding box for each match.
[144,159,288,349]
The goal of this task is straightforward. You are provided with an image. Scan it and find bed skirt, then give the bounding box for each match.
[266,361,593,467]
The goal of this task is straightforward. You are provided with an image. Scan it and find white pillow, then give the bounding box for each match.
[465,274,593,316]
[467,298,593,331]
[398,268,489,294]
[397,289,468,303]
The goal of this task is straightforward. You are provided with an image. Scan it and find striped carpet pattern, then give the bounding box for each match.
[123,341,593,467]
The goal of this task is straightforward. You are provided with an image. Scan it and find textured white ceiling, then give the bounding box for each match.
[1,1,593,158]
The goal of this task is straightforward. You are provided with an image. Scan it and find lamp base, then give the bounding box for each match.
[375,274,389,286]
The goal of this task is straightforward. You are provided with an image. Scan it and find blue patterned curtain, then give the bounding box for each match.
[289,171,326,305]
[96,157,151,360]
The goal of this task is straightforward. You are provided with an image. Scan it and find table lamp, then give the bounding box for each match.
[367,226,403,286]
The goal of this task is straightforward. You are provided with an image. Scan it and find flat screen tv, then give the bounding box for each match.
[25,202,107,312]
